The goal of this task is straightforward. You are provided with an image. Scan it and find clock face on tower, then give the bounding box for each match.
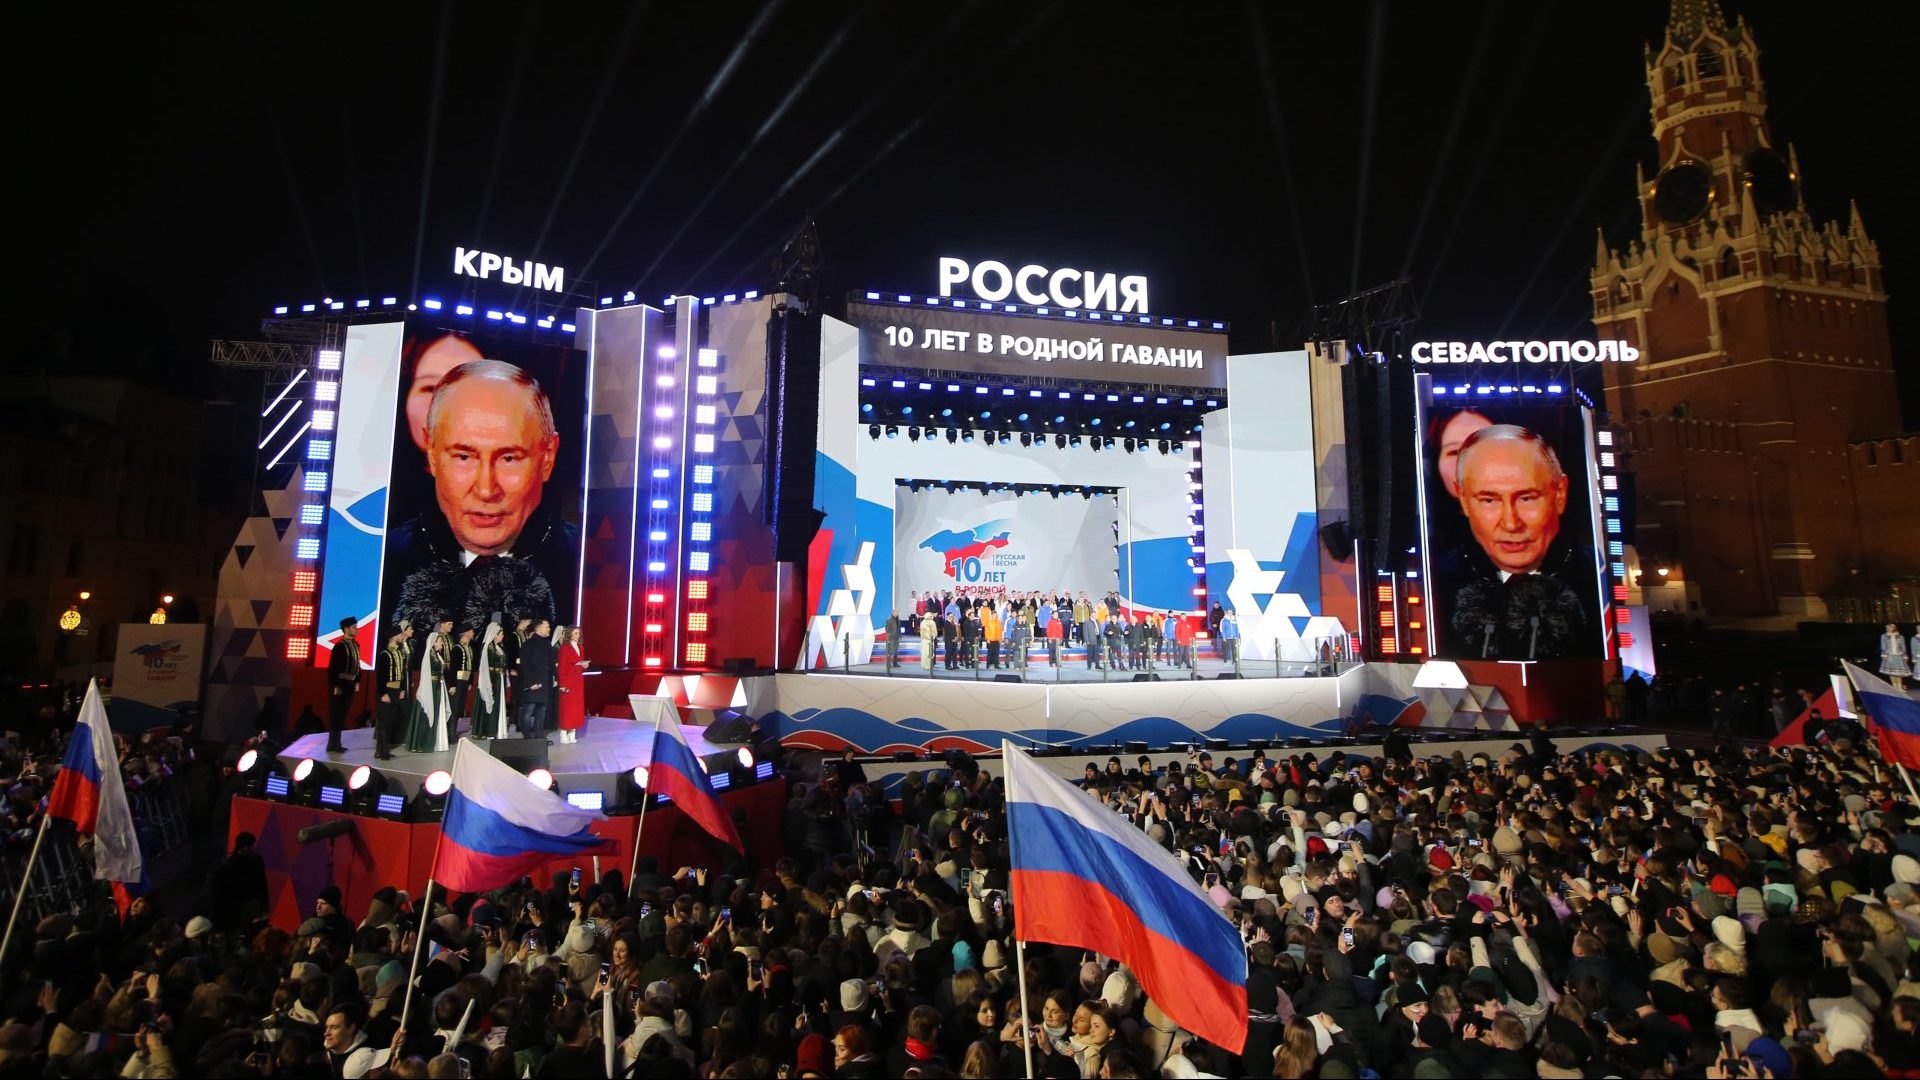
[1652,160,1714,224]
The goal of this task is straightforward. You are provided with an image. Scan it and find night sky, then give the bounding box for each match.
[14,1,1919,423]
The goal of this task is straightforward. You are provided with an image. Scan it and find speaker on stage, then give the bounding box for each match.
[486,737,550,775]
[722,657,759,675]
[1216,672,1242,680]
[993,674,1023,683]
[1131,673,1161,682]
[1319,520,1354,561]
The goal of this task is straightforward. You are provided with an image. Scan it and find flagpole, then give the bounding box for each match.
[628,714,662,886]
[1002,739,1036,1080]
[0,813,51,966]
[1899,763,1920,804]
[400,819,445,1037]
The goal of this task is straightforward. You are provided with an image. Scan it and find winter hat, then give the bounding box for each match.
[1711,916,1747,952]
[1893,853,1920,885]
[1742,1038,1792,1080]
[1826,1009,1871,1053]
[1241,886,1269,903]
[1395,982,1431,1008]
[376,960,406,995]
[795,1033,832,1077]
[1428,848,1454,873]
[1353,792,1370,814]
[1646,933,1681,965]
[1208,883,1234,908]
[1102,968,1139,1012]
[953,940,977,972]
[982,941,1007,970]
[1709,874,1738,898]
[1735,887,1766,919]
[185,916,213,940]
[645,981,674,1006]
[1407,940,1438,966]
[838,978,869,1013]
[318,885,344,908]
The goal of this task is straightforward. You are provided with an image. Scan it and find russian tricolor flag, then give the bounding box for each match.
[439,740,615,893]
[1003,741,1247,1053]
[47,680,143,883]
[1844,661,1920,770]
[646,719,743,852]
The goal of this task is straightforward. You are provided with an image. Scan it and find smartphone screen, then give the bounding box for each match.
[719,906,732,922]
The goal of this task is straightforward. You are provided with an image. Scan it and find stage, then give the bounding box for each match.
[833,654,1346,683]
[277,714,736,802]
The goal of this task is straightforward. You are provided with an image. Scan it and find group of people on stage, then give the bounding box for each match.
[886,589,1238,673]
[327,614,592,759]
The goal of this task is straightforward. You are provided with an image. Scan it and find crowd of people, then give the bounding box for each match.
[887,591,1235,673]
[4,690,1920,1077]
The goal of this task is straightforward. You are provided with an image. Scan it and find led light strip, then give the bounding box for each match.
[286,343,344,660]
[684,347,720,667]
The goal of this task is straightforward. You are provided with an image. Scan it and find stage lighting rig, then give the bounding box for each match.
[408,769,454,822]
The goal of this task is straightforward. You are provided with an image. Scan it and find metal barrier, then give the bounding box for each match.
[0,774,195,925]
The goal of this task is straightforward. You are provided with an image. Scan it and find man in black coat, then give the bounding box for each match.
[515,619,557,740]
[326,618,361,752]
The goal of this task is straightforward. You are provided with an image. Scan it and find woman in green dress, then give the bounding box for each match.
[404,629,451,753]
[470,621,508,739]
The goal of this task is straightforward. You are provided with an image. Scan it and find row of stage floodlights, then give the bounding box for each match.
[229,735,768,822]
[864,425,1183,454]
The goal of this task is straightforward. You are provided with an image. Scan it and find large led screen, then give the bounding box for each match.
[1420,396,1607,660]
[314,320,589,663]
[378,324,588,637]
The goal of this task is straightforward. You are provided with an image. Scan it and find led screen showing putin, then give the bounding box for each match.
[381,327,587,638]
[1422,402,1606,661]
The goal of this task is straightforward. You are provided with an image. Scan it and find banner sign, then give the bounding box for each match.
[111,623,206,729]
[846,301,1226,389]
[893,486,1118,600]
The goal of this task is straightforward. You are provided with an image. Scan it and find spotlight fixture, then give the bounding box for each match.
[908,428,920,442]
[1055,434,1067,449]
[885,425,898,439]
[1158,439,1171,454]
[1019,432,1032,447]
[946,428,958,444]
[867,424,881,439]
[1124,438,1137,453]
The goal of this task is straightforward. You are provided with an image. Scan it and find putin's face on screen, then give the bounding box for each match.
[1457,428,1568,576]
[426,360,558,557]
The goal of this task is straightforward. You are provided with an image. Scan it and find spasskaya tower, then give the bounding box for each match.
[1591,0,1905,618]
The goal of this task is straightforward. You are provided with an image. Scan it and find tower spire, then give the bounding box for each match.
[1668,0,1728,45]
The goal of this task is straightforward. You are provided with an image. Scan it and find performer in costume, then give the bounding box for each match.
[449,627,475,728]
[471,621,507,739]
[508,616,532,734]
[374,624,409,761]
[1882,622,1912,690]
[325,617,361,753]
[556,626,588,744]
[404,620,453,753]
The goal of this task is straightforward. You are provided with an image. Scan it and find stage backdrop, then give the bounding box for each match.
[893,484,1118,599]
